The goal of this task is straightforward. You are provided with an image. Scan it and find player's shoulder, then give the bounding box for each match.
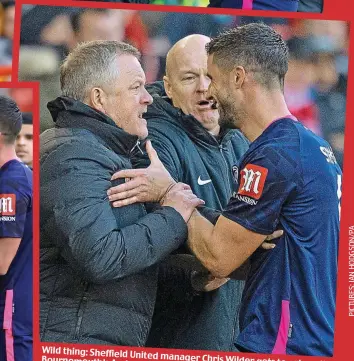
[41,127,123,170]
[249,118,301,159]
[0,159,32,179]
[0,160,32,195]
[241,119,304,181]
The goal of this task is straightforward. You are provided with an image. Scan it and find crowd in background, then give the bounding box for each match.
[18,5,348,168]
[0,87,34,113]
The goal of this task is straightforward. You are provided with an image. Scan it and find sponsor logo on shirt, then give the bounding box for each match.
[0,194,16,215]
[0,194,16,221]
[238,164,268,200]
[232,193,258,206]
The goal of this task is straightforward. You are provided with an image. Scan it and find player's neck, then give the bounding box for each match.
[241,89,290,142]
[0,145,19,168]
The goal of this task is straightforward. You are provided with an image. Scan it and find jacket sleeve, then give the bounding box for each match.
[41,139,187,284]
[131,121,183,182]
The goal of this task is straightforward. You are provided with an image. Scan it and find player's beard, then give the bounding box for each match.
[218,95,244,130]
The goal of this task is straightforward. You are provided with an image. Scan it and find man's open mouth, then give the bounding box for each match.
[197,100,213,109]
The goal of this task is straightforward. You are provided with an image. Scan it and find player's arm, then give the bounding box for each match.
[187,211,266,278]
[0,238,21,275]
[0,177,31,275]
[42,140,203,284]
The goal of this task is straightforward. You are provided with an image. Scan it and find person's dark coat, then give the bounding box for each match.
[133,82,249,351]
[40,96,187,346]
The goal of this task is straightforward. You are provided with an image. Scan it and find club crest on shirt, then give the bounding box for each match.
[232,165,239,184]
[0,194,16,220]
[320,146,337,164]
[237,164,268,200]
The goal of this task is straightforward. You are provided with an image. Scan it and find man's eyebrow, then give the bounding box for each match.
[178,69,198,75]
[130,76,145,85]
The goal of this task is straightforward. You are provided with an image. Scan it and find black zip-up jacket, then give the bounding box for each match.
[133,82,249,351]
[40,97,188,346]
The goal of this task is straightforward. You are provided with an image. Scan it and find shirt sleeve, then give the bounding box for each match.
[0,178,31,238]
[222,144,300,235]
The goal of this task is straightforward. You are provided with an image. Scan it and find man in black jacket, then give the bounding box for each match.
[109,35,249,351]
[40,40,203,346]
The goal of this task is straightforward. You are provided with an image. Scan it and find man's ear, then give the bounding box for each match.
[163,75,173,100]
[89,87,107,114]
[232,66,246,90]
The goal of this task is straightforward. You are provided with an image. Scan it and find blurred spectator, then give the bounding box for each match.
[1,0,15,40]
[15,112,33,169]
[0,88,34,113]
[285,36,321,135]
[0,0,14,68]
[9,87,34,112]
[309,36,346,168]
[151,12,235,80]
[68,9,125,49]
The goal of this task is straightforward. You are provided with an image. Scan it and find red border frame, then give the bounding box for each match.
[0,80,39,358]
[7,0,354,360]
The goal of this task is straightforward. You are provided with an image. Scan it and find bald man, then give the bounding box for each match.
[117,35,249,351]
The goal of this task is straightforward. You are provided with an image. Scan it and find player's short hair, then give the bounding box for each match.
[60,40,141,102]
[0,95,22,145]
[206,23,289,90]
[22,112,33,125]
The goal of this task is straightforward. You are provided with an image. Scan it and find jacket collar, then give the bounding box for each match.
[47,96,140,156]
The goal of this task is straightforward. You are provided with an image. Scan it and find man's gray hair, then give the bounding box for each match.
[60,40,141,101]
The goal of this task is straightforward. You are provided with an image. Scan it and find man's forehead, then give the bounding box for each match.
[115,55,145,80]
[19,124,33,133]
[173,52,207,73]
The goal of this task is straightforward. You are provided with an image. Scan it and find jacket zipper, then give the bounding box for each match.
[218,144,233,197]
[74,282,90,341]
[217,136,240,348]
[130,140,144,155]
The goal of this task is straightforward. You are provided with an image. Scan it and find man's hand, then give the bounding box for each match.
[162,183,205,222]
[261,229,283,250]
[191,272,230,292]
[108,140,175,207]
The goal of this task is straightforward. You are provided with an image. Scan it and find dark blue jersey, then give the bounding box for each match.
[223,117,341,356]
[209,0,299,11]
[0,159,33,336]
